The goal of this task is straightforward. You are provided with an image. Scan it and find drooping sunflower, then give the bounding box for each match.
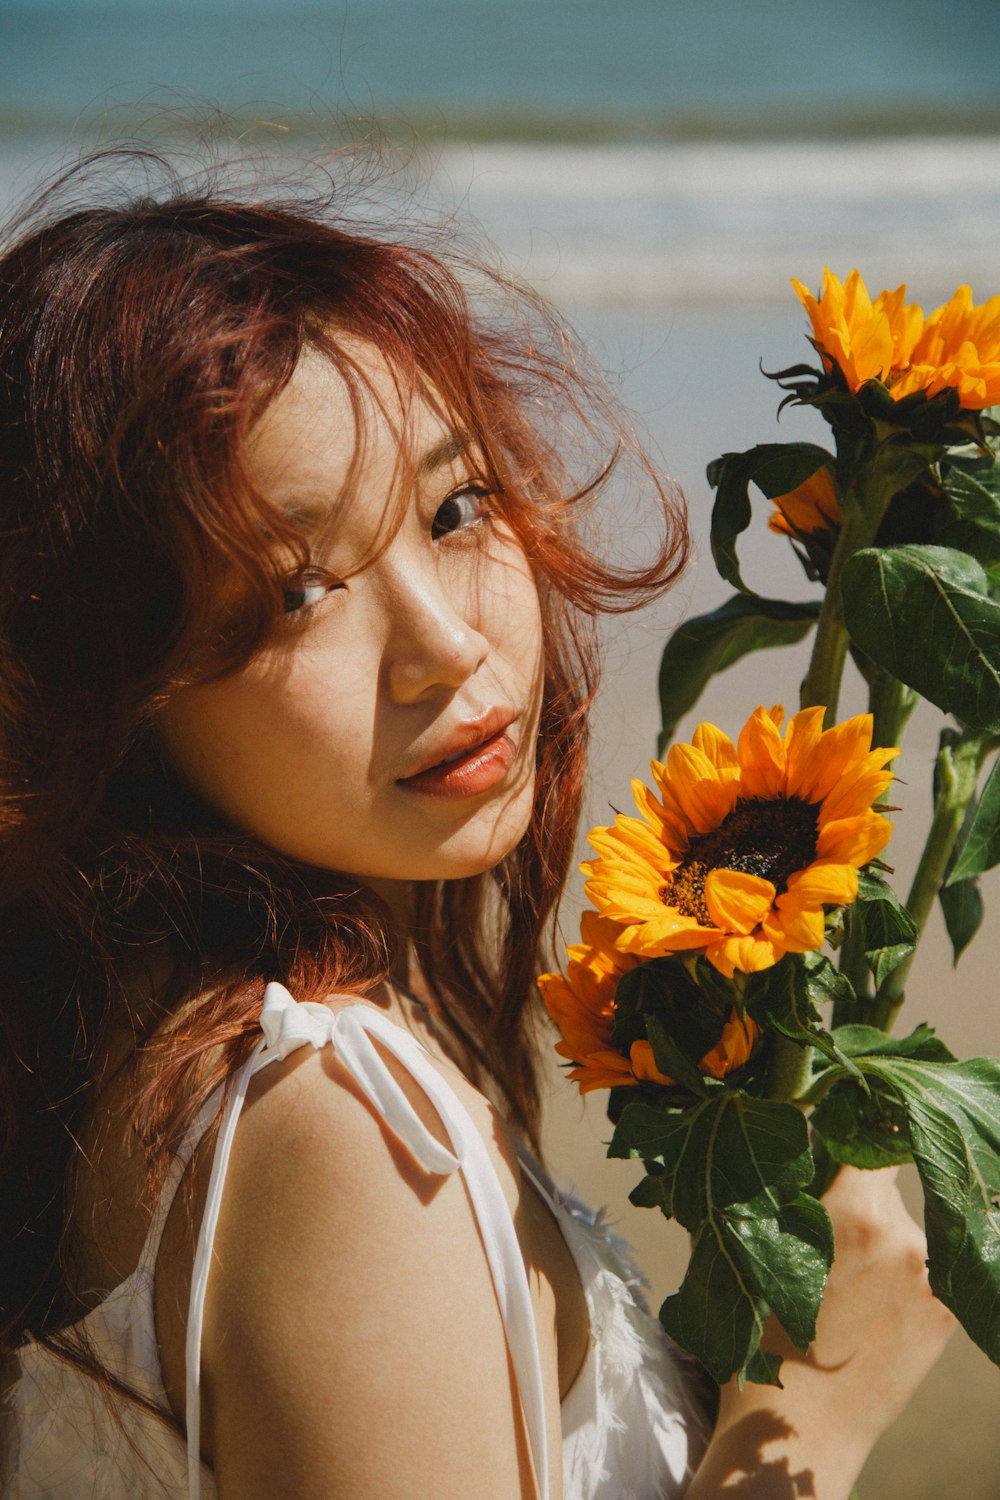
[538,911,759,1094]
[583,705,897,979]
[793,267,1000,411]
[768,464,843,539]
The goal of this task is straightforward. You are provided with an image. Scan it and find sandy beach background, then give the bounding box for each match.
[3,0,1000,1491]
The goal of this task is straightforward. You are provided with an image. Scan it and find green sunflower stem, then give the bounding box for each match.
[799,477,897,725]
[867,670,918,759]
[834,907,871,1025]
[834,670,918,1026]
[870,731,986,1033]
[767,1034,814,1103]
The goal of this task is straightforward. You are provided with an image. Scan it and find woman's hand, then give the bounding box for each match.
[685,1165,956,1499]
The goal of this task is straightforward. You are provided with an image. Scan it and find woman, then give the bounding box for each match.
[0,157,953,1498]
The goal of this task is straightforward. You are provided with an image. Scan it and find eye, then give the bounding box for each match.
[282,571,343,614]
[431,484,501,540]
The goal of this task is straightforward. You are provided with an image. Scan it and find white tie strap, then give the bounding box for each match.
[184,982,549,1500]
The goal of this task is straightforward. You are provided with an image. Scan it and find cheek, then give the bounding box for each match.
[158,655,366,813]
[481,536,544,670]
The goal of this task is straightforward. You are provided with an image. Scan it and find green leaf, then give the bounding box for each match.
[946,449,1000,503]
[811,1076,914,1169]
[940,758,987,960]
[939,875,984,963]
[850,1050,1000,1365]
[830,1021,955,1063]
[708,443,833,593]
[658,595,821,750]
[813,1028,955,1171]
[617,1089,833,1383]
[608,1092,813,1230]
[612,962,724,1086]
[949,753,1000,884]
[854,870,918,990]
[800,950,857,1011]
[658,1218,775,1385]
[841,544,1000,731]
[629,1171,669,1211]
[656,1184,833,1382]
[608,966,655,1056]
[742,1349,785,1386]
[936,459,1000,573]
[645,1012,711,1096]
[725,1192,834,1350]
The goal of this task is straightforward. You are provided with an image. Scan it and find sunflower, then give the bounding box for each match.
[769,464,843,538]
[792,268,924,393]
[538,911,760,1094]
[583,705,897,979]
[793,267,1000,411]
[891,283,1000,409]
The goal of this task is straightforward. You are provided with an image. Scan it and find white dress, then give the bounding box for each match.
[3,983,710,1498]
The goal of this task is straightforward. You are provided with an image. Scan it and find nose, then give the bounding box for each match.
[382,564,491,703]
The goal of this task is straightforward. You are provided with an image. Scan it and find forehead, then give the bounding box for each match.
[248,342,463,528]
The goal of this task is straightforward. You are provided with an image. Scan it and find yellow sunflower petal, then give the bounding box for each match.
[588,814,676,869]
[631,777,672,834]
[819,768,896,825]
[584,878,667,926]
[793,268,915,391]
[784,706,828,799]
[782,861,859,907]
[701,1011,762,1077]
[770,467,843,537]
[762,902,826,952]
[658,742,738,834]
[737,705,787,798]
[629,1040,674,1086]
[541,974,612,1037]
[799,713,876,803]
[578,909,638,968]
[691,721,739,771]
[708,931,783,978]
[816,744,898,823]
[568,1059,638,1094]
[704,868,777,934]
[619,911,720,959]
[817,811,893,865]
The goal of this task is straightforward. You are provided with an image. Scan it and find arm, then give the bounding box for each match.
[200,1040,563,1500]
[685,1166,956,1499]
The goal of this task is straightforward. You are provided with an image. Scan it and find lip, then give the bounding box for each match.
[398,707,518,798]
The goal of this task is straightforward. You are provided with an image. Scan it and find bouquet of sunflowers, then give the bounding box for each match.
[540,270,1000,1387]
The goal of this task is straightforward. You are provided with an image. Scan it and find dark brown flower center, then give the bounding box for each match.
[659,795,820,925]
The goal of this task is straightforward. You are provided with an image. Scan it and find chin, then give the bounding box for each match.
[396,809,534,884]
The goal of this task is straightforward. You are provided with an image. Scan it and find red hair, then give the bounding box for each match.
[0,152,688,1357]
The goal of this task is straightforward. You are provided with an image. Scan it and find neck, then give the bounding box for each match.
[361,876,416,989]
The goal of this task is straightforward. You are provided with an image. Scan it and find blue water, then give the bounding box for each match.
[3,0,1000,137]
[2,0,1000,308]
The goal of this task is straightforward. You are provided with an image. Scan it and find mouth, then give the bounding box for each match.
[397,709,518,798]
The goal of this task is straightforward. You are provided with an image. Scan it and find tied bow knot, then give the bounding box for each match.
[255,980,461,1177]
[259,981,342,1059]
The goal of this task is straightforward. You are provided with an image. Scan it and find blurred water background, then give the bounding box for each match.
[2,1,999,1492]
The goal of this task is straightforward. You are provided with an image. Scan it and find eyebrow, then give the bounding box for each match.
[416,433,465,478]
[279,434,469,530]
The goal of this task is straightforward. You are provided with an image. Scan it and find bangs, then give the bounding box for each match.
[183,332,502,681]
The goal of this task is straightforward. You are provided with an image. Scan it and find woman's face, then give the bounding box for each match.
[158,344,544,904]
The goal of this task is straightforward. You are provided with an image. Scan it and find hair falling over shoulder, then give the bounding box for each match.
[0,143,688,1355]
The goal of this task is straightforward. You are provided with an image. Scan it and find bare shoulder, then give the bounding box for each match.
[160,1006,548,1500]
